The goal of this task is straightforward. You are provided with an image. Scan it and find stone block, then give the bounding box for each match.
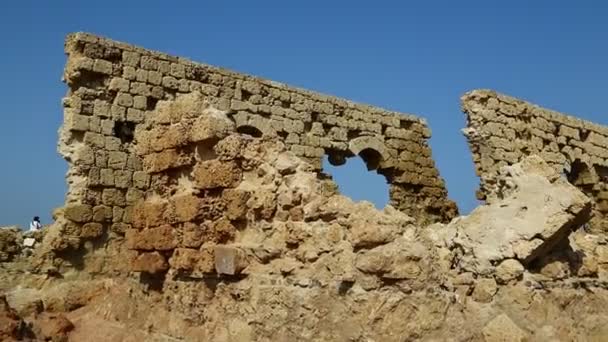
[92,205,113,222]
[214,245,248,275]
[64,204,93,223]
[92,59,112,74]
[471,278,497,303]
[122,51,140,67]
[179,222,205,248]
[84,131,105,149]
[114,92,133,107]
[133,96,147,110]
[125,225,176,251]
[101,119,114,136]
[109,77,130,92]
[131,252,169,274]
[189,113,235,142]
[102,188,126,207]
[133,171,150,189]
[162,76,179,89]
[140,55,158,70]
[127,108,144,123]
[81,222,103,238]
[131,201,167,228]
[222,189,250,220]
[135,69,148,82]
[108,151,128,169]
[148,70,162,85]
[170,63,185,78]
[65,113,89,132]
[130,82,151,96]
[169,247,215,275]
[193,160,242,190]
[123,66,137,80]
[110,105,126,120]
[142,149,194,173]
[482,314,528,342]
[113,206,124,223]
[94,150,108,168]
[171,194,202,223]
[100,168,114,186]
[89,116,101,133]
[114,170,132,188]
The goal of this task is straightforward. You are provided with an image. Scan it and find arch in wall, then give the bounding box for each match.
[348,136,390,170]
[235,118,276,138]
[236,124,263,138]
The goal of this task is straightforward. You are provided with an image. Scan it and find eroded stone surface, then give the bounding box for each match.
[445,156,591,276]
[462,89,608,233]
[5,35,608,342]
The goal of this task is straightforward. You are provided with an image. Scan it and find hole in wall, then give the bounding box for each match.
[113,121,136,144]
[236,125,263,138]
[73,70,108,90]
[322,150,389,209]
[147,97,159,111]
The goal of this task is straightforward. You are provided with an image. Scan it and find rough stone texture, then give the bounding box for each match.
[462,89,608,233]
[7,34,608,342]
[0,227,22,262]
[33,313,75,341]
[482,314,528,342]
[4,125,608,341]
[445,156,592,276]
[55,33,457,271]
[0,295,25,341]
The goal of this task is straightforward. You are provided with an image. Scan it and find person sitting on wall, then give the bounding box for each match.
[29,216,42,232]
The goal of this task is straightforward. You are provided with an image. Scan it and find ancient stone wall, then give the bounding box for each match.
[462,89,608,233]
[54,32,457,271]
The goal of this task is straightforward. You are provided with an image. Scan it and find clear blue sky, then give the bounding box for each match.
[1,1,607,227]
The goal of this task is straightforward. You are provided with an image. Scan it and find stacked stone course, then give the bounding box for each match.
[56,32,457,272]
[462,89,608,233]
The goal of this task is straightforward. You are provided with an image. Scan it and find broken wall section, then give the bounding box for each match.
[52,32,457,272]
[462,89,608,233]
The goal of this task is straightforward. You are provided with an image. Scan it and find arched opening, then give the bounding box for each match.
[236,125,263,138]
[359,148,382,171]
[322,149,389,209]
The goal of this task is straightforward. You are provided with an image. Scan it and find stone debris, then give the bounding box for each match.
[446,155,592,276]
[482,314,528,342]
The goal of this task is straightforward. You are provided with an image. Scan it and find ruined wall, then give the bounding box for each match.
[54,32,457,271]
[462,89,608,233]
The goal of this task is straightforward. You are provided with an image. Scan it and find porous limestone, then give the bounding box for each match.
[462,89,608,233]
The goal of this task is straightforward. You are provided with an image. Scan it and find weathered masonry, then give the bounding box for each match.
[462,89,608,233]
[57,32,457,264]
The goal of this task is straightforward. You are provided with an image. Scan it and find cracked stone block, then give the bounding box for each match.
[448,155,592,276]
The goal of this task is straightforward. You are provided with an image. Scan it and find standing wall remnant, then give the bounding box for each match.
[54,32,457,271]
[462,89,608,233]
